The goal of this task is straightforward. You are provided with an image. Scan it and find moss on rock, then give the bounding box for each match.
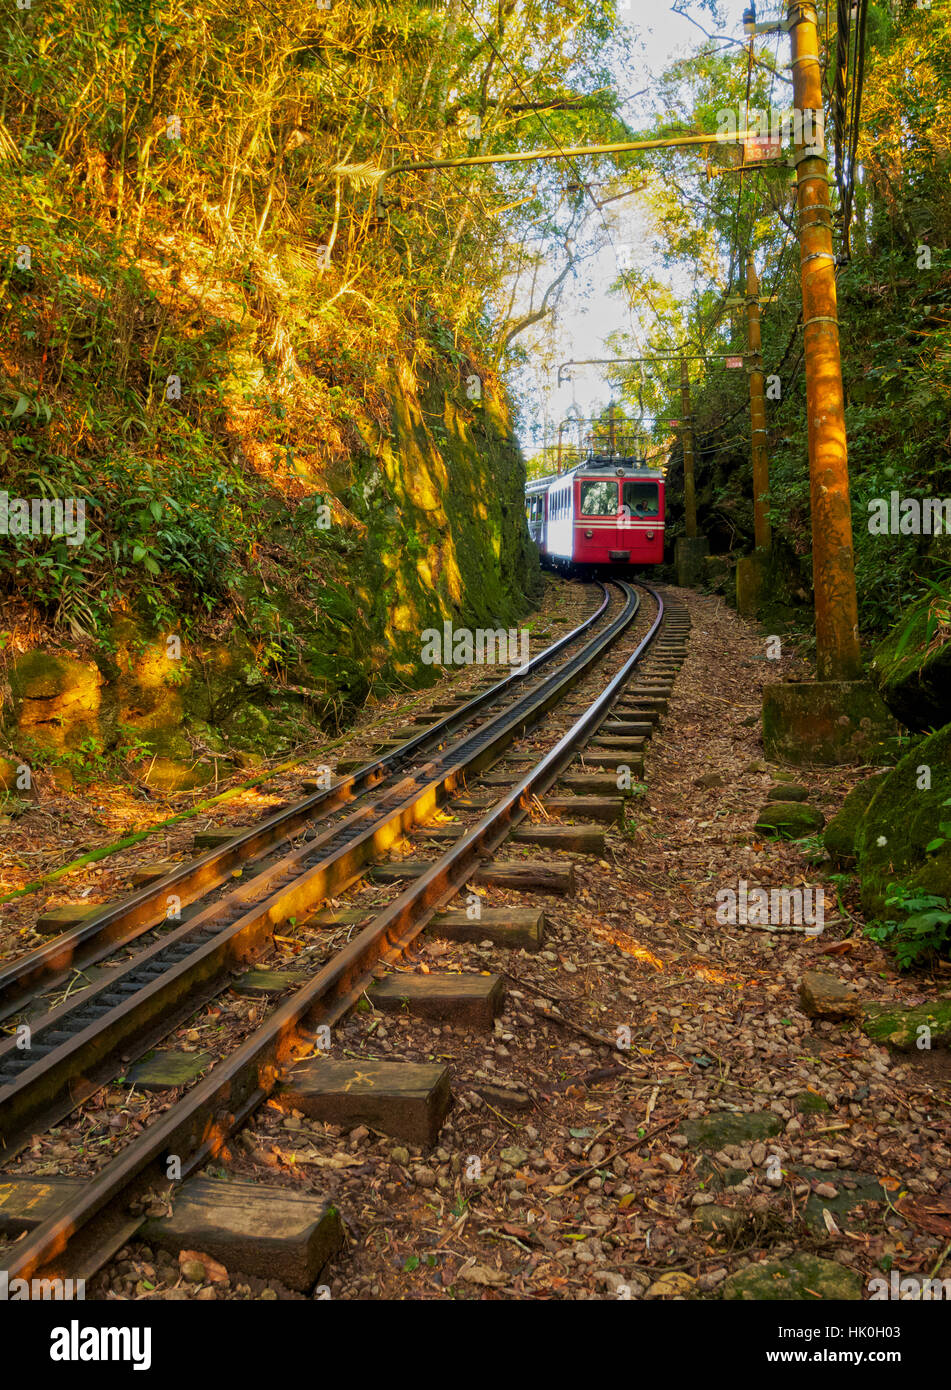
[767,782,809,801]
[8,650,112,750]
[678,1110,782,1148]
[0,753,20,791]
[718,1253,863,1300]
[794,1168,886,1235]
[854,722,951,916]
[794,1090,831,1114]
[762,680,899,766]
[870,594,951,731]
[861,996,951,1050]
[823,772,889,864]
[754,801,825,839]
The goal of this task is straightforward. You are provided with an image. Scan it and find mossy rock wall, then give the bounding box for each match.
[823,771,890,863]
[869,595,951,732]
[1,370,540,788]
[854,722,951,916]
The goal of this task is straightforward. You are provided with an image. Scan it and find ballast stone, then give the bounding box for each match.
[798,970,861,1021]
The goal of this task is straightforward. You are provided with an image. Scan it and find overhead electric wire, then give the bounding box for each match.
[840,0,869,259]
[832,0,851,197]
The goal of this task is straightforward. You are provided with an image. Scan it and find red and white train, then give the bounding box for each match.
[525,456,666,573]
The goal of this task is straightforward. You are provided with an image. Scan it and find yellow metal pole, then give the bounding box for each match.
[746,255,771,552]
[680,358,697,539]
[788,0,862,680]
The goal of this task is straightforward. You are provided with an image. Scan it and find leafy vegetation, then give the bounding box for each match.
[0,0,640,687]
[602,2,951,657]
[866,885,951,970]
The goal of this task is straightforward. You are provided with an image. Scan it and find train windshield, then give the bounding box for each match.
[579,480,619,515]
[622,480,660,518]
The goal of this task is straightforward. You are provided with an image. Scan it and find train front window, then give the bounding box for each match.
[580,480,618,515]
[622,481,660,518]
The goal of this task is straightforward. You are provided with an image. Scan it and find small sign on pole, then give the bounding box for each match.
[725,356,744,368]
[743,134,782,162]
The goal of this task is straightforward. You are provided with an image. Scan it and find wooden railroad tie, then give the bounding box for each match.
[231,968,307,996]
[124,1050,213,1090]
[450,793,623,823]
[370,858,574,895]
[35,901,117,936]
[141,1178,344,1293]
[129,861,183,887]
[574,750,644,772]
[558,773,634,796]
[368,971,504,1029]
[415,822,605,854]
[193,827,252,850]
[309,905,540,952]
[277,1057,451,1146]
[428,906,545,951]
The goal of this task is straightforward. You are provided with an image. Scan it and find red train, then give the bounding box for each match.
[525,456,666,573]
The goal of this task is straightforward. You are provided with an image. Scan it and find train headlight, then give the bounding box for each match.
[646,529,654,540]
[584,528,593,539]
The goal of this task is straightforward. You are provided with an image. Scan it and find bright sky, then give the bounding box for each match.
[515,0,758,456]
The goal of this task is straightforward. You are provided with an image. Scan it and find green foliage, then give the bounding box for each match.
[1,0,627,665]
[607,0,951,662]
[924,797,951,856]
[866,883,951,969]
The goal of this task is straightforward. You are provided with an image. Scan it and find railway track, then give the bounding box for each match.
[0,579,689,1296]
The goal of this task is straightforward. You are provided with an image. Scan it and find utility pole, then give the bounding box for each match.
[746,255,771,551]
[680,358,697,539]
[557,421,564,472]
[787,0,862,680]
[608,403,617,454]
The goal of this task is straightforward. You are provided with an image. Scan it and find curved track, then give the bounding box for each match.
[0,579,690,1292]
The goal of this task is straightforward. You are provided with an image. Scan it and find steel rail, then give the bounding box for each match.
[0,586,644,1152]
[0,585,611,1021]
[2,582,674,1290]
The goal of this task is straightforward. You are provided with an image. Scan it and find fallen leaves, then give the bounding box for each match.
[896,1196,951,1238]
[459,1263,508,1288]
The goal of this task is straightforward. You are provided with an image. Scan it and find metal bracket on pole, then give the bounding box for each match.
[744,18,793,34]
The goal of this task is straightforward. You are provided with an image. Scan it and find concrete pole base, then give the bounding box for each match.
[674,536,709,589]
[762,680,899,766]
[736,550,768,618]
